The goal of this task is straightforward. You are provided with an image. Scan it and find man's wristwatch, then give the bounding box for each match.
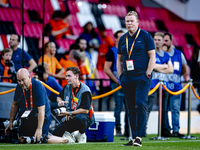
[69,111,72,116]
[146,73,151,78]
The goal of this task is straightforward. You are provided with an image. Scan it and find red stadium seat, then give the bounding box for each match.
[105,29,114,42]
[56,39,70,51]
[183,45,193,61]
[13,22,22,35]
[0,8,11,22]
[9,0,21,8]
[71,26,83,36]
[69,14,80,27]
[67,0,79,14]
[0,35,9,49]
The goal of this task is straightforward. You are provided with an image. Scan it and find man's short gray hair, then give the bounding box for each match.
[126,11,139,21]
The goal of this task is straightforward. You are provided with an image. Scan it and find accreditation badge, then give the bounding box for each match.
[174,61,180,71]
[126,60,134,71]
[21,110,32,118]
[73,97,79,103]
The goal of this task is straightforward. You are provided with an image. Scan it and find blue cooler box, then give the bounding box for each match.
[86,112,115,142]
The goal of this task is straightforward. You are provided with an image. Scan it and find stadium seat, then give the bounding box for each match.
[9,0,21,8]
[101,14,121,33]
[13,22,22,36]
[0,8,11,22]
[105,29,114,42]
[0,35,9,50]
[76,1,91,15]
[55,39,75,51]
[183,45,193,61]
[76,12,97,27]
[67,0,79,14]
[69,14,80,27]
[0,36,5,51]
[71,26,83,36]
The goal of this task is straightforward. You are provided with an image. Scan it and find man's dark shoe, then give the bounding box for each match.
[161,130,172,137]
[172,132,185,137]
[133,138,142,147]
[116,129,122,136]
[122,140,134,146]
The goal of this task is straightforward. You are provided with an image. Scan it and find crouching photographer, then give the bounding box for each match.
[51,67,95,143]
[5,68,51,144]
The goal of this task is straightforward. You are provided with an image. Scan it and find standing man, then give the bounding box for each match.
[163,33,187,137]
[9,34,37,73]
[117,11,156,146]
[146,32,173,136]
[5,68,51,143]
[52,67,95,143]
[104,30,129,137]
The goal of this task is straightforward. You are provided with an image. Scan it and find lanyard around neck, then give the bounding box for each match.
[22,79,33,110]
[72,82,80,99]
[126,28,141,59]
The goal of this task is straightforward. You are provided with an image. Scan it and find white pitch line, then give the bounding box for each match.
[0,140,200,147]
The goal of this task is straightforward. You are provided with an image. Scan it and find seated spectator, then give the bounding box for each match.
[51,67,95,143]
[60,49,81,87]
[9,34,37,73]
[0,48,16,83]
[78,51,89,83]
[75,38,100,92]
[79,22,100,66]
[38,42,65,80]
[50,11,77,40]
[33,64,62,109]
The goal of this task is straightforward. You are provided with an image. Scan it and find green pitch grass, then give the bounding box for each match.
[0,134,200,150]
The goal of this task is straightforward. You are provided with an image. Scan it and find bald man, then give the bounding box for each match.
[5,68,51,143]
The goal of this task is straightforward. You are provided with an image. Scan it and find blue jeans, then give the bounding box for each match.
[52,114,90,136]
[147,89,169,130]
[111,83,129,129]
[166,94,182,132]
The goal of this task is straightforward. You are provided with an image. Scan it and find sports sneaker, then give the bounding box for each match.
[74,132,87,143]
[133,138,142,147]
[62,131,75,143]
[122,140,134,146]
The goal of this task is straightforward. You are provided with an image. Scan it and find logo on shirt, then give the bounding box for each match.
[156,57,161,63]
[65,96,69,102]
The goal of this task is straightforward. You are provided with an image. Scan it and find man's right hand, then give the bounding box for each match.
[58,101,68,107]
[5,122,13,134]
[58,101,65,107]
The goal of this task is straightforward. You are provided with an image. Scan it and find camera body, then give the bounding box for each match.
[5,61,17,83]
[53,103,70,116]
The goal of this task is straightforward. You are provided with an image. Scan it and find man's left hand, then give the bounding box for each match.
[34,128,42,142]
[58,111,69,116]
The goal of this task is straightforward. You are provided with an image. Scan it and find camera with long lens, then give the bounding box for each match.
[23,135,48,144]
[5,60,17,83]
[53,103,70,116]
